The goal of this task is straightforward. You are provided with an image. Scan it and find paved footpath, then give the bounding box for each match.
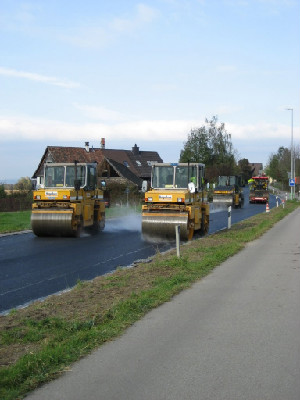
[27,208,300,400]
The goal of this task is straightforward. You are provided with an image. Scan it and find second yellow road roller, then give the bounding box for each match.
[142,163,210,241]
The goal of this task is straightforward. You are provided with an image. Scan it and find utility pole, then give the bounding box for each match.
[286,108,294,199]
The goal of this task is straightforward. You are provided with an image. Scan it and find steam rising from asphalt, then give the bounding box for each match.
[105,212,175,243]
[106,213,142,233]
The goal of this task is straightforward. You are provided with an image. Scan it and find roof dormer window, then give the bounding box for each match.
[147,161,157,166]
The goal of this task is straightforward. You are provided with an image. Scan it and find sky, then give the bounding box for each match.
[0,0,299,182]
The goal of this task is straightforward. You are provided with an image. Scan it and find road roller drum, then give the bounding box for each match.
[142,212,191,241]
[212,194,233,206]
[31,209,77,237]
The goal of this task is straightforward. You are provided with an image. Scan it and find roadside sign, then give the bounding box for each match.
[289,178,295,187]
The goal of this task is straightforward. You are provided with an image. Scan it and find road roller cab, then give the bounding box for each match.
[31,162,105,237]
[142,163,209,241]
[213,176,244,208]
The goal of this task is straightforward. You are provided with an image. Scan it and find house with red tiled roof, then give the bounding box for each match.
[102,144,162,181]
[32,141,163,189]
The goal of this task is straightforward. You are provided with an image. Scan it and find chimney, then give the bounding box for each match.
[132,144,139,156]
[85,141,89,152]
[101,138,105,149]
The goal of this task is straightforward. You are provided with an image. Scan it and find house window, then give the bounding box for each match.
[147,161,157,166]
[123,161,129,167]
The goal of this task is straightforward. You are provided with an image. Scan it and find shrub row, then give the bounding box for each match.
[0,192,33,212]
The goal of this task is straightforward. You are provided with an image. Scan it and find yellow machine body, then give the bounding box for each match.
[31,163,105,237]
[213,176,244,208]
[142,163,209,241]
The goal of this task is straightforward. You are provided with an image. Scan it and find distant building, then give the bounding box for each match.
[249,162,263,176]
[32,140,163,189]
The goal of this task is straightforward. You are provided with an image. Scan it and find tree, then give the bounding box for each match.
[238,158,252,182]
[15,177,32,192]
[295,144,300,181]
[180,126,212,164]
[0,184,6,198]
[180,116,237,178]
[266,146,292,189]
[207,116,233,164]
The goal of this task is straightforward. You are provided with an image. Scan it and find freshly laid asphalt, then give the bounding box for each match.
[27,207,300,400]
[1,187,280,314]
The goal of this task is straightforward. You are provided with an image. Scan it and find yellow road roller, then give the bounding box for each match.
[142,163,209,241]
[31,162,105,237]
[213,176,244,208]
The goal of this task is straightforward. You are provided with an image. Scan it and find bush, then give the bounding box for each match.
[0,191,33,212]
[0,184,6,199]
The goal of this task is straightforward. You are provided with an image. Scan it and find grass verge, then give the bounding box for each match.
[0,211,31,234]
[0,201,299,400]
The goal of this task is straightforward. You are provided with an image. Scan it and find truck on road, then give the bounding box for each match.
[249,176,269,204]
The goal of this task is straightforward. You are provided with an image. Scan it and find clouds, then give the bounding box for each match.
[0,0,298,180]
[0,67,80,89]
[73,104,134,122]
[0,113,198,142]
[110,3,159,33]
[59,3,159,49]
[224,0,296,7]
[216,65,238,73]
[228,122,294,140]
[0,2,159,50]
[1,111,296,175]
[0,112,297,146]
[0,2,40,31]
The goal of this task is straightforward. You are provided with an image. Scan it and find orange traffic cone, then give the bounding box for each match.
[266,202,270,213]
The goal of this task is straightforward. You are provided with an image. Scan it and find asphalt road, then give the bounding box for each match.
[26,206,300,400]
[0,187,278,313]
